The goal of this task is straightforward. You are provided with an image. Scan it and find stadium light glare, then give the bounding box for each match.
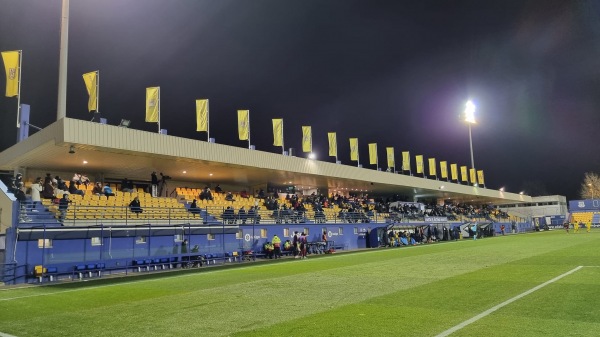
[463,99,476,181]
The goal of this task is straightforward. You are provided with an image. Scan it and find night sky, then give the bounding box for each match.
[1,0,599,200]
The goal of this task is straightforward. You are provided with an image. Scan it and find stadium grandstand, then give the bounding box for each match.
[0,117,548,285]
[0,113,588,284]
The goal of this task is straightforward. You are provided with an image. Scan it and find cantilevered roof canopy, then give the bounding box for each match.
[0,118,531,205]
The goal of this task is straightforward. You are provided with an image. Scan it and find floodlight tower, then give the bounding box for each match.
[464,100,477,176]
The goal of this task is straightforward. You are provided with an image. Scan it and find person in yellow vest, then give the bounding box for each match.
[586,221,592,233]
[272,234,282,259]
[573,221,580,233]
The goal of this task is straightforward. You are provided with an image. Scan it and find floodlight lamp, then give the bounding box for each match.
[464,100,476,124]
[119,119,131,128]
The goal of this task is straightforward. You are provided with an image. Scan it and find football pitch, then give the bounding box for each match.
[1,230,599,337]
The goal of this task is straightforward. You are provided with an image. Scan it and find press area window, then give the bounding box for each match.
[207,233,215,241]
[136,236,147,244]
[91,237,103,246]
[38,239,52,248]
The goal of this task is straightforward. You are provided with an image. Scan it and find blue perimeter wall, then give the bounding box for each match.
[3,221,530,284]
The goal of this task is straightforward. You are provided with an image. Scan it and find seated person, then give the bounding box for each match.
[92,182,103,195]
[225,191,235,202]
[103,183,115,198]
[283,240,292,251]
[237,206,247,224]
[263,241,274,259]
[68,180,85,196]
[129,196,143,215]
[188,199,201,215]
[222,206,235,224]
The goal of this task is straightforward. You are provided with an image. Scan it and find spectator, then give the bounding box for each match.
[58,194,71,223]
[103,183,115,198]
[30,177,42,211]
[189,199,201,215]
[129,196,143,215]
[92,182,104,196]
[68,180,85,196]
[41,179,55,199]
[151,172,158,197]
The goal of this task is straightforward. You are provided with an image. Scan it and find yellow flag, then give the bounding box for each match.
[470,168,477,184]
[82,71,97,112]
[402,151,410,171]
[328,132,337,157]
[196,99,208,132]
[428,158,436,176]
[386,147,394,169]
[451,164,458,181]
[440,161,448,179]
[302,126,312,153]
[349,138,359,161]
[145,87,159,122]
[368,143,377,165]
[460,166,468,182]
[272,119,283,146]
[1,50,20,97]
[238,110,249,140]
[477,170,485,185]
[416,155,424,174]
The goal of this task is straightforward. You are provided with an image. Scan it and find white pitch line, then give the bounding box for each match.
[435,266,584,337]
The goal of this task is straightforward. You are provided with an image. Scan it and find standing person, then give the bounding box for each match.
[300,233,308,259]
[272,234,282,259]
[58,194,71,223]
[471,224,478,240]
[30,177,42,212]
[563,221,570,233]
[292,231,299,259]
[151,172,158,197]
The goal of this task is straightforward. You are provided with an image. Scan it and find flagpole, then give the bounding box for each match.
[96,70,99,114]
[207,99,210,141]
[248,110,251,149]
[16,50,22,128]
[157,86,161,133]
[281,122,285,155]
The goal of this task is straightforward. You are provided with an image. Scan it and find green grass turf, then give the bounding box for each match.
[1,230,598,336]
